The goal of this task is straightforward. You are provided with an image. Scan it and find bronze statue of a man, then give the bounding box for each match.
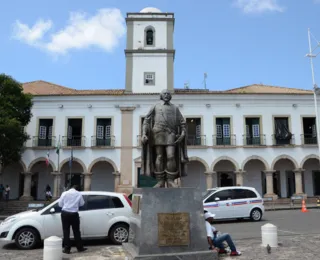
[140,89,189,188]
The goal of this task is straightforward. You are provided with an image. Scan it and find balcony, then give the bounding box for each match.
[212,135,236,146]
[62,136,86,147]
[32,136,56,147]
[136,135,206,147]
[91,136,115,147]
[272,134,295,146]
[301,134,317,145]
[243,135,266,146]
[187,135,206,146]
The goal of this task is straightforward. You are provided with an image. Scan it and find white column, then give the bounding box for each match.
[263,170,278,200]
[113,171,121,192]
[293,168,307,198]
[20,172,33,200]
[234,170,245,186]
[51,171,62,198]
[83,172,93,191]
[204,171,214,189]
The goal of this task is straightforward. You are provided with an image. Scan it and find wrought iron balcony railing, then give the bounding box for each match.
[301,134,317,145]
[243,134,266,146]
[272,134,295,146]
[91,136,115,147]
[32,136,56,147]
[212,135,236,146]
[62,136,86,147]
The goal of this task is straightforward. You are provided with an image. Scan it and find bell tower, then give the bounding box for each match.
[125,7,175,93]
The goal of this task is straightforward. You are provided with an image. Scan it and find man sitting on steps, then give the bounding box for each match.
[204,212,241,256]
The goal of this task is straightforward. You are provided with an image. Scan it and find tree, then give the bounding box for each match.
[0,74,33,174]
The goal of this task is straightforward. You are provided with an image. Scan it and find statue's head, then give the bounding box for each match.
[160,89,172,102]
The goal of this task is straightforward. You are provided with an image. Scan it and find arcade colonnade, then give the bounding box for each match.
[178,154,320,198]
[1,157,121,200]
[1,154,320,200]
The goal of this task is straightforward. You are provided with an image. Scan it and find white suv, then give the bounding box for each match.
[203,186,264,221]
[0,191,133,250]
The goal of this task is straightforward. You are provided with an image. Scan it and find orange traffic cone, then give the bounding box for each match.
[301,199,309,213]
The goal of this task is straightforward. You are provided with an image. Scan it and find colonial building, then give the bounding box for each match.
[2,7,320,201]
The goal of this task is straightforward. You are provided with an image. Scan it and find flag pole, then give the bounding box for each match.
[69,147,73,189]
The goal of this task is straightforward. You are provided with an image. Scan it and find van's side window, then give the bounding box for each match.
[206,190,233,203]
[233,189,247,200]
[245,190,257,198]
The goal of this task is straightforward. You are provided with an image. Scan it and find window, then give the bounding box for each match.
[186,118,202,145]
[37,119,53,146]
[205,190,233,203]
[233,189,257,199]
[245,190,257,198]
[146,29,154,46]
[144,72,155,85]
[87,195,111,210]
[95,118,112,146]
[215,118,231,145]
[111,197,124,208]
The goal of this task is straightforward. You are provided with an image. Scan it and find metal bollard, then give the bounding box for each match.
[261,223,278,248]
[43,236,62,260]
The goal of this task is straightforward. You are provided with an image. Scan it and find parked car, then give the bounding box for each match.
[203,186,264,221]
[0,191,132,250]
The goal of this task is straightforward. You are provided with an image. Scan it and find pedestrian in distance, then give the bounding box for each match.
[58,185,87,254]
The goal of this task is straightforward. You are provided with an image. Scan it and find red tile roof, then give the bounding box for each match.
[22,81,313,96]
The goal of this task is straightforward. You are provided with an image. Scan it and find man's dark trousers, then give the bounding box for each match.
[61,211,83,251]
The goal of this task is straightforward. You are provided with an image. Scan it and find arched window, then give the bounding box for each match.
[145,28,154,46]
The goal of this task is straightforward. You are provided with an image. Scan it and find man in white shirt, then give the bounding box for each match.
[58,185,87,254]
[204,212,241,256]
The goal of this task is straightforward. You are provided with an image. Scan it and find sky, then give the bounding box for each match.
[1,0,320,91]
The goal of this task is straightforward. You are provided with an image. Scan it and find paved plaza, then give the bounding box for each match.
[0,209,319,259]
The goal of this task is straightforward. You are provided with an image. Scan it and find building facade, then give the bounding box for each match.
[2,7,320,201]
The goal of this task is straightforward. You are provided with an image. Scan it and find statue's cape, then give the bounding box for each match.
[140,106,189,179]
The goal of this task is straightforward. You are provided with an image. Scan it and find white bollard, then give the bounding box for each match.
[261,223,278,247]
[43,236,62,260]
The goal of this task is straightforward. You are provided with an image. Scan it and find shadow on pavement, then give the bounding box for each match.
[213,217,269,225]
[1,239,118,251]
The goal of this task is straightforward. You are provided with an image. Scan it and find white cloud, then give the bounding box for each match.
[233,0,285,14]
[12,19,52,46]
[12,8,126,55]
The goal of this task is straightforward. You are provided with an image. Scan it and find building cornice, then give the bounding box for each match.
[124,49,175,56]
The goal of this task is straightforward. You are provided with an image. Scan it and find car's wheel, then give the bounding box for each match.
[250,208,262,221]
[14,227,40,250]
[109,223,129,245]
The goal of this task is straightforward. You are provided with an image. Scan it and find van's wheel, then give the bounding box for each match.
[250,208,262,221]
[15,227,40,250]
[109,224,129,245]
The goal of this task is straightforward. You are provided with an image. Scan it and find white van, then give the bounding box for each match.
[203,186,264,221]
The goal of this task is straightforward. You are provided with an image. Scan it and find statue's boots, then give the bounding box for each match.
[166,170,179,188]
[153,171,165,188]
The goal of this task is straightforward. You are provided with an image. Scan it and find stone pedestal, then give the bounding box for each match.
[123,188,218,260]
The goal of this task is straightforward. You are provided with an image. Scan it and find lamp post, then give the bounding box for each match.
[306,28,320,161]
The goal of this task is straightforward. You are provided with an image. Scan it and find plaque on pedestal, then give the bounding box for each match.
[123,188,218,260]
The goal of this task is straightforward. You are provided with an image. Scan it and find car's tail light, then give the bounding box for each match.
[123,194,132,207]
